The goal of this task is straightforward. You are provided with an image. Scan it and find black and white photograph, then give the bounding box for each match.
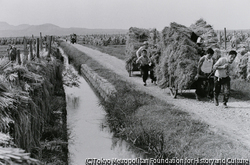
[0,0,250,164]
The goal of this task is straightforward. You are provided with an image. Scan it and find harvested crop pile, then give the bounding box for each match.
[237,52,250,80]
[125,27,160,72]
[156,22,202,89]
[125,27,150,71]
[190,18,219,49]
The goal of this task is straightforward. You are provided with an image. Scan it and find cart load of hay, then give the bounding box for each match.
[190,18,219,49]
[125,27,160,72]
[156,22,203,89]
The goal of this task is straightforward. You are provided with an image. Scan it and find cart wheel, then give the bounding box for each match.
[170,87,178,99]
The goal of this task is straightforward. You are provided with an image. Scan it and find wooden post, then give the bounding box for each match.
[224,28,227,50]
[36,38,40,58]
[235,35,237,50]
[218,31,221,43]
[48,36,52,58]
[29,39,33,60]
[16,49,21,65]
[40,32,43,51]
[248,41,249,52]
[23,37,28,63]
[45,36,48,51]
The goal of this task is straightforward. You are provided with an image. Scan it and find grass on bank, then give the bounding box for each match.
[60,41,250,158]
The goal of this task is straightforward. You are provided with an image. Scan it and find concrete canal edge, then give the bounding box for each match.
[80,64,117,101]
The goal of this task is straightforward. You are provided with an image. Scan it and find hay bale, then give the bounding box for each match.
[125,27,160,71]
[190,18,219,49]
[156,22,202,89]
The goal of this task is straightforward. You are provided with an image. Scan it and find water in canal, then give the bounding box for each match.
[60,48,147,165]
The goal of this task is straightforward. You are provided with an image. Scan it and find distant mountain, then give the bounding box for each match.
[0,22,128,37]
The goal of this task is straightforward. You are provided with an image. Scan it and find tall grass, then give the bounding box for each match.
[0,45,68,164]
[60,41,250,158]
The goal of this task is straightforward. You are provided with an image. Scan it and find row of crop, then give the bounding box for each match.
[75,34,126,46]
[0,38,68,164]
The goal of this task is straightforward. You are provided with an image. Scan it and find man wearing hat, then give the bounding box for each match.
[136,41,149,58]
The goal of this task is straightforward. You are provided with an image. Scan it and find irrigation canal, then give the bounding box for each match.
[60,49,147,164]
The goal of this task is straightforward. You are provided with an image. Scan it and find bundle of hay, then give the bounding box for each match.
[156,22,202,89]
[125,27,150,69]
[237,53,249,79]
[0,147,40,164]
[190,18,219,49]
[125,27,160,71]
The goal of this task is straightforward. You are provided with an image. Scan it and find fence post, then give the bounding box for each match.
[29,39,33,60]
[23,37,28,63]
[16,49,21,65]
[248,41,249,52]
[36,38,40,58]
[40,32,43,51]
[235,35,237,50]
[48,36,52,58]
[45,36,48,51]
[224,28,226,50]
[218,31,221,43]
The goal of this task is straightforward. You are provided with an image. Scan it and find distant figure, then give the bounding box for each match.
[213,50,237,108]
[136,41,149,58]
[8,45,16,61]
[136,49,150,86]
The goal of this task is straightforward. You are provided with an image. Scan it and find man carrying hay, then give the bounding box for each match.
[213,50,237,108]
[195,48,215,101]
[136,41,149,58]
[136,49,150,86]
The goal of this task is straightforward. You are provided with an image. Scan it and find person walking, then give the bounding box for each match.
[149,51,160,85]
[213,50,237,108]
[8,45,16,62]
[195,48,215,101]
[136,49,150,86]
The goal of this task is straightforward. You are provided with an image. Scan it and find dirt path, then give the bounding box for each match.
[72,43,250,149]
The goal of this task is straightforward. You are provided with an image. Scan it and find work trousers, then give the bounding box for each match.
[149,64,156,82]
[140,65,149,83]
[214,76,230,103]
[195,77,214,98]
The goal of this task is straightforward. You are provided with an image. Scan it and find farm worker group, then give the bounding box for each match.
[195,47,237,108]
[135,41,158,86]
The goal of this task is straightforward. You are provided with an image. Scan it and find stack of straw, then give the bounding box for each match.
[125,27,160,71]
[0,147,40,164]
[190,18,219,49]
[156,22,202,89]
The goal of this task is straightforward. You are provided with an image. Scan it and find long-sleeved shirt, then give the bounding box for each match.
[213,57,229,78]
[136,55,150,66]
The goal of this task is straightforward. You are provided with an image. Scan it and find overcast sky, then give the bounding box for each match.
[0,0,249,31]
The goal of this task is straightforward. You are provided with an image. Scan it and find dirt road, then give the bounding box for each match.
[72,43,250,149]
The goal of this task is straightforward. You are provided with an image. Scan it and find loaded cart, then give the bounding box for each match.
[127,57,141,77]
[156,22,205,98]
[125,27,160,77]
[160,19,219,99]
